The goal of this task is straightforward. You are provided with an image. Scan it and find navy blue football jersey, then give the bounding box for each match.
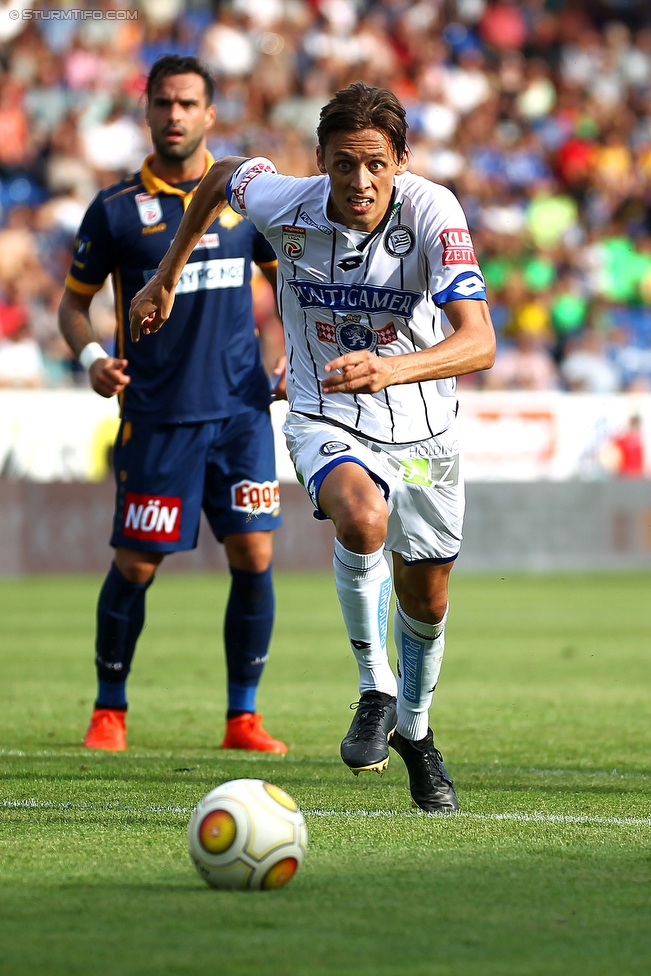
[66,153,277,423]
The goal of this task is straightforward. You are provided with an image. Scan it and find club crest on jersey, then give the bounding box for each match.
[316,315,397,351]
[319,441,350,456]
[384,224,415,257]
[282,225,306,260]
[135,192,163,227]
[440,228,478,265]
[122,493,181,542]
[336,317,378,353]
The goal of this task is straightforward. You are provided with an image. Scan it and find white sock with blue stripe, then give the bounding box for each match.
[395,600,448,741]
[333,539,397,698]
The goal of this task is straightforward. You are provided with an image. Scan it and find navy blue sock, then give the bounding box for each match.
[224,565,274,715]
[97,679,127,710]
[95,562,154,709]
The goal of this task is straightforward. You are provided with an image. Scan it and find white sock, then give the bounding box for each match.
[333,539,397,697]
[395,600,448,741]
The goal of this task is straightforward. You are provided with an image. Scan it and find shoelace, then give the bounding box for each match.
[420,745,453,786]
[348,698,391,741]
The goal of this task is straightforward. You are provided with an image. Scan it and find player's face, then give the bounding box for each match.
[146,73,215,163]
[317,128,409,233]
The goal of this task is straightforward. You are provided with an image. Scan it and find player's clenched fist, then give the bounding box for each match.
[129,272,176,341]
[322,350,398,395]
[89,357,131,398]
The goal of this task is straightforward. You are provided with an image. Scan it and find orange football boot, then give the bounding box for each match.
[222,713,287,754]
[83,708,127,751]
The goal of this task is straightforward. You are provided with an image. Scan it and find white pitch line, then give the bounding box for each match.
[1,799,650,827]
[307,810,651,827]
[1,751,647,780]
[0,749,331,763]
[1,799,191,814]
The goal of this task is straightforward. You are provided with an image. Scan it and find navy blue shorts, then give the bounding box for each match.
[110,408,281,552]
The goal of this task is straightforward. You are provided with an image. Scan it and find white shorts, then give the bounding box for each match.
[282,412,465,563]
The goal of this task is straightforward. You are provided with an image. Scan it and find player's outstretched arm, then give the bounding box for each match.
[321,299,496,395]
[59,287,130,398]
[129,155,247,342]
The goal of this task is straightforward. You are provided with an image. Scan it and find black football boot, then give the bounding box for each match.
[390,728,459,812]
[340,690,397,775]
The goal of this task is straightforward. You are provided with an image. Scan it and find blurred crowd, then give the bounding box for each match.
[1,0,651,393]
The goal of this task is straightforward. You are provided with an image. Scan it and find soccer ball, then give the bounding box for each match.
[187,778,307,891]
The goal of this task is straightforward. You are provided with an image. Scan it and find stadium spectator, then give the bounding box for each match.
[610,414,645,477]
[0,0,650,392]
[0,303,45,388]
[484,322,560,391]
[560,327,621,393]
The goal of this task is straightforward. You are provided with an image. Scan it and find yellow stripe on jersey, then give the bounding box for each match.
[65,274,104,295]
[114,268,124,360]
[113,268,126,415]
[103,183,144,205]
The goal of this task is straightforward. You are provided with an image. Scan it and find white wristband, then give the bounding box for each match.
[79,342,109,371]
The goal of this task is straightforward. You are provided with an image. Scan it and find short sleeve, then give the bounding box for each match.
[65,193,115,295]
[422,187,487,305]
[226,156,278,229]
[253,229,277,267]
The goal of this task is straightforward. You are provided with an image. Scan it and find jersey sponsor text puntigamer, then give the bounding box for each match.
[226,157,487,444]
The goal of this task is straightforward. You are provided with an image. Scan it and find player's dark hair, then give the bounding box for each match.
[317,82,408,161]
[146,55,215,106]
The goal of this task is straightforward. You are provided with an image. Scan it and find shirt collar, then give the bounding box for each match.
[140,150,215,199]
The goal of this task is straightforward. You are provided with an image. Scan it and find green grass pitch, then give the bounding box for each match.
[1,570,650,976]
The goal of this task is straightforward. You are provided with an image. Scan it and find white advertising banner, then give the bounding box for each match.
[0,390,650,483]
[0,390,120,482]
[456,391,651,481]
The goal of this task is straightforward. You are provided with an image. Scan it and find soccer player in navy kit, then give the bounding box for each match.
[58,55,287,754]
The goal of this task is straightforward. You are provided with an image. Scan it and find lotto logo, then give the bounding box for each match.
[440,228,478,265]
[123,493,181,541]
[231,480,280,515]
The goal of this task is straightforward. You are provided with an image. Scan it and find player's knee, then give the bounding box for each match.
[334,498,388,553]
[397,582,448,625]
[224,531,273,573]
[114,548,163,584]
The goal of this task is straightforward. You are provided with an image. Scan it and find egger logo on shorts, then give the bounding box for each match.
[231,480,280,515]
[122,493,182,541]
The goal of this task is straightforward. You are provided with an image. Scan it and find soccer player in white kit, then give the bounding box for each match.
[129,83,496,813]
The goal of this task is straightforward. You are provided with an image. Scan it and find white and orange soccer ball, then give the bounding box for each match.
[187,779,307,891]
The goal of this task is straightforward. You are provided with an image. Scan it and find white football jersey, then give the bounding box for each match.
[227,157,487,444]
